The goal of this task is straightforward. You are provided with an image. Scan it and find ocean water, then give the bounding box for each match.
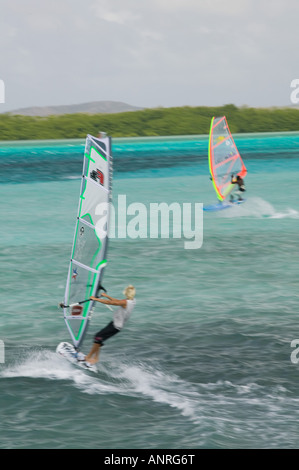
[0,132,299,450]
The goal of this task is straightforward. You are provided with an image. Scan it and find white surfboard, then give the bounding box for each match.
[56,342,97,372]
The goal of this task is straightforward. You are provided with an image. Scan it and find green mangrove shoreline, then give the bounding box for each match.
[0,104,299,140]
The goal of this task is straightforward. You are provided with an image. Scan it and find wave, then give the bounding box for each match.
[1,349,201,421]
[64,175,81,180]
[268,208,299,219]
[217,197,299,219]
[2,348,296,448]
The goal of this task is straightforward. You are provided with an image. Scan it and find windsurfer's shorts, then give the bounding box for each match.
[94,321,120,346]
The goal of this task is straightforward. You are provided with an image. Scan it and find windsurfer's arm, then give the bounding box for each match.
[100,292,113,301]
[90,296,127,307]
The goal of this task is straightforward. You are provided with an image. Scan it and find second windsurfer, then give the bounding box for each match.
[230,174,246,202]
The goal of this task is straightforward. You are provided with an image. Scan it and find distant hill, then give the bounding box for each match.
[5,100,144,117]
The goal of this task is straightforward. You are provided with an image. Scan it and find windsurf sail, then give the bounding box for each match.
[61,134,113,349]
[208,116,247,201]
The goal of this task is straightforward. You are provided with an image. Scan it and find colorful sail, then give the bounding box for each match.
[208,116,247,201]
[62,134,113,349]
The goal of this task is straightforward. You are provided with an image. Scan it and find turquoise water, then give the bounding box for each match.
[0,133,299,449]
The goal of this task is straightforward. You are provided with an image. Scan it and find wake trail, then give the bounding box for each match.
[218,197,299,219]
[1,348,289,430]
[0,348,202,422]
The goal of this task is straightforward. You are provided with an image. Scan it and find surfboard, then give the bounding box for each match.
[203,199,246,212]
[56,342,97,372]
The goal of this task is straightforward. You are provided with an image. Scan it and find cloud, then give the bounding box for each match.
[92,0,140,24]
[0,0,297,111]
[150,0,251,15]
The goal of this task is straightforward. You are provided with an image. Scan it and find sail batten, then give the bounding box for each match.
[208,116,247,201]
[62,134,112,349]
[215,154,238,169]
[71,259,101,274]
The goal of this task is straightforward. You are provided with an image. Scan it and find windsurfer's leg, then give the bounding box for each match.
[85,343,101,364]
[92,344,101,364]
[232,189,240,200]
[85,322,119,364]
[84,326,107,364]
[236,189,243,200]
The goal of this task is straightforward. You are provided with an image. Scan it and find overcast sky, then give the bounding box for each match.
[0,0,298,112]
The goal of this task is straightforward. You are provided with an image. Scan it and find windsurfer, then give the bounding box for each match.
[97,131,107,138]
[230,175,246,202]
[83,285,136,365]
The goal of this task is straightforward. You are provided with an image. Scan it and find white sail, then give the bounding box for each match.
[62,134,113,349]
